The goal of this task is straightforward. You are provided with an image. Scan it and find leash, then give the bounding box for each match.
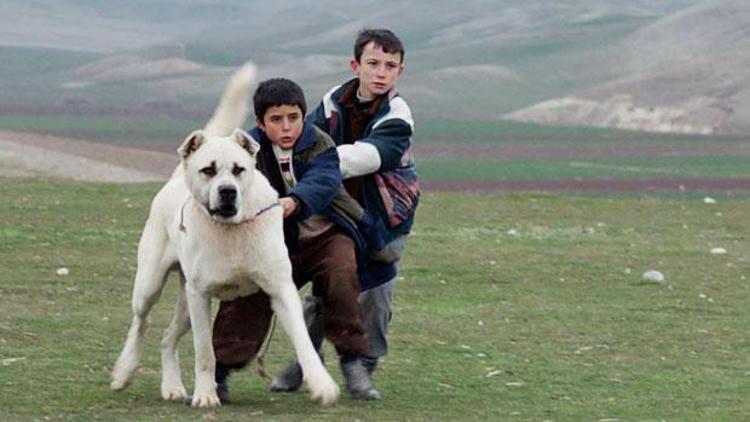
[179,200,280,233]
[256,283,313,382]
[254,202,281,217]
[256,315,278,382]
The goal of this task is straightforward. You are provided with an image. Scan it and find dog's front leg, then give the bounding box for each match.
[185,284,221,408]
[269,280,339,405]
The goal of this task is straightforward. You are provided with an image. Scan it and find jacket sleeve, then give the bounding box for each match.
[307,101,330,134]
[339,95,414,176]
[288,137,341,220]
[361,118,413,171]
[338,118,412,177]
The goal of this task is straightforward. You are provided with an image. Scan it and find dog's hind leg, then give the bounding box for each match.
[111,224,176,391]
[160,269,191,401]
[267,277,339,406]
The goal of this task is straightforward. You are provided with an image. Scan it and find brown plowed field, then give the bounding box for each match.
[2,129,749,191]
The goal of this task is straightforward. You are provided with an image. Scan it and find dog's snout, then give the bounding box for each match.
[219,185,237,202]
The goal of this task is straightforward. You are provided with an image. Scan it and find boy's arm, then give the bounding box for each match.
[338,97,414,178]
[287,134,342,220]
[307,101,330,134]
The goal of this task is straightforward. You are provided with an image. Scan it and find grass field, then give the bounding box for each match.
[2,117,749,186]
[2,177,750,420]
[418,155,750,182]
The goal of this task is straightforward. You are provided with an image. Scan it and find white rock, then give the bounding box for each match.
[710,247,727,255]
[642,270,665,283]
[2,357,26,366]
[703,197,717,204]
[56,267,69,276]
[485,370,503,378]
[507,229,518,236]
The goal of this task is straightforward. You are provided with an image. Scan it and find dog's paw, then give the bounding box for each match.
[161,383,188,401]
[308,373,340,406]
[110,377,130,391]
[191,390,221,408]
[110,368,135,391]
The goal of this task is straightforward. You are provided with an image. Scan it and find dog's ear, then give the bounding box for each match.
[233,128,260,157]
[178,130,206,161]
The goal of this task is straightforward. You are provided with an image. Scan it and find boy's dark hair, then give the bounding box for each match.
[253,78,307,121]
[354,28,404,63]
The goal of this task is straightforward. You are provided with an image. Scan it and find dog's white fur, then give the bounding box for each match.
[110,63,339,407]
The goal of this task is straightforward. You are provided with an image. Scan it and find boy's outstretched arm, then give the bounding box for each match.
[287,136,342,220]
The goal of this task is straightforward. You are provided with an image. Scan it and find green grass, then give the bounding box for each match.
[0,114,205,147]
[416,120,749,146]
[418,155,750,182]
[0,114,748,188]
[2,178,750,420]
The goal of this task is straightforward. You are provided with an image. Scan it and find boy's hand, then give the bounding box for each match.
[280,197,299,218]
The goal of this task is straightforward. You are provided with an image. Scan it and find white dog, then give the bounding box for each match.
[110,63,339,407]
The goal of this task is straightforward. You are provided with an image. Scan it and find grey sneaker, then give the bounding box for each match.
[341,359,382,400]
[269,361,303,392]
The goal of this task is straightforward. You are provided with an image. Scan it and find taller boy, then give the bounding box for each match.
[272,28,419,396]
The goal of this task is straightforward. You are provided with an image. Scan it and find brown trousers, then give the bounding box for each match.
[212,229,369,367]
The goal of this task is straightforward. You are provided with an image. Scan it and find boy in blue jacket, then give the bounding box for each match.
[211,78,382,402]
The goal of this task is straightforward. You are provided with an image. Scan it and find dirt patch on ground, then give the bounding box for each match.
[0,129,176,183]
[3,129,750,191]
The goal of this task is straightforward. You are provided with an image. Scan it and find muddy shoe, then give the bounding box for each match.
[269,361,303,392]
[341,359,382,400]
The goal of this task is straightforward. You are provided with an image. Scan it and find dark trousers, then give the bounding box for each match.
[212,230,369,367]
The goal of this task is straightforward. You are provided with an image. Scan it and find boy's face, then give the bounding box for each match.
[257,104,303,150]
[350,41,403,101]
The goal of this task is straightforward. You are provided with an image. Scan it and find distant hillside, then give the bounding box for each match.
[505,0,750,134]
[4,0,750,134]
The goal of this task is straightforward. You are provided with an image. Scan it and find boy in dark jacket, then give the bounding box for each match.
[211,78,382,401]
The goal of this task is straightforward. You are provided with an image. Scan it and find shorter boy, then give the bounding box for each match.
[211,78,382,401]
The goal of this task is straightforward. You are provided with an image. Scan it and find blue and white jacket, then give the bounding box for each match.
[308,78,420,289]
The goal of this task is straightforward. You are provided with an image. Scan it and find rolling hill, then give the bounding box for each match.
[2,0,749,134]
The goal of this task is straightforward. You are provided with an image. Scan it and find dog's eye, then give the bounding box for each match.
[232,165,245,176]
[200,166,217,177]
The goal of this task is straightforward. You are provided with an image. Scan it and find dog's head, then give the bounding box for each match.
[178,128,260,224]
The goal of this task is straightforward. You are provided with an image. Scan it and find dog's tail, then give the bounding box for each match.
[203,62,257,137]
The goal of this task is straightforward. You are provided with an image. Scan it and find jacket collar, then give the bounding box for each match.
[248,121,317,153]
[332,78,399,108]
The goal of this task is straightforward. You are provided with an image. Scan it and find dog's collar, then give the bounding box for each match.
[179,200,280,233]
